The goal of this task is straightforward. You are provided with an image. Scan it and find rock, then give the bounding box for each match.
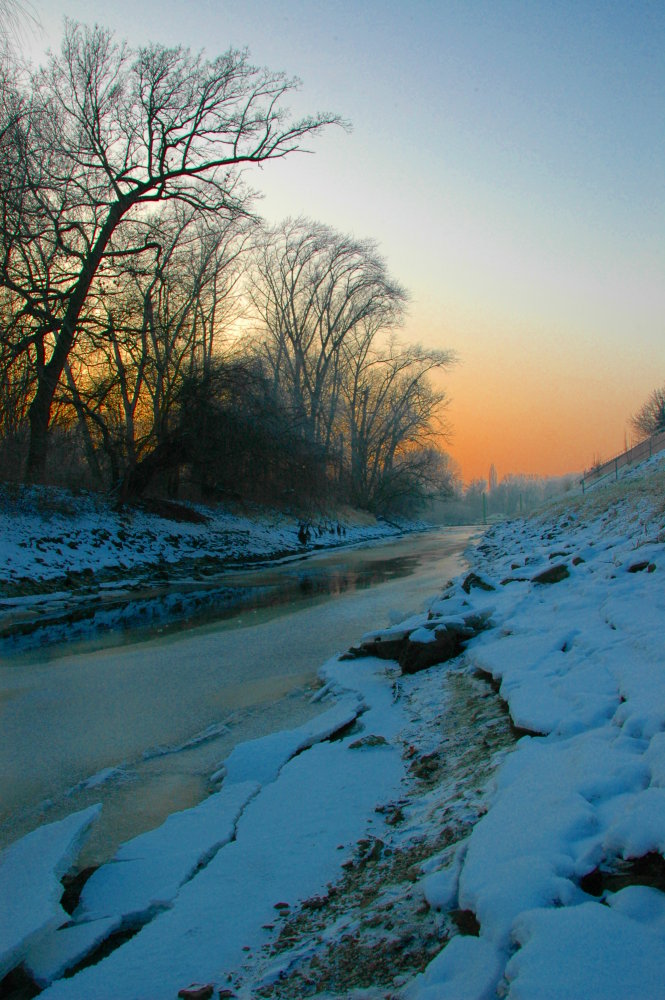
[399,624,470,674]
[531,563,570,585]
[450,909,480,936]
[627,560,656,573]
[344,611,492,675]
[341,636,406,662]
[399,613,492,675]
[409,752,441,780]
[572,555,585,566]
[349,734,388,749]
[461,572,495,594]
[177,985,214,1000]
[579,852,665,896]
[386,806,404,826]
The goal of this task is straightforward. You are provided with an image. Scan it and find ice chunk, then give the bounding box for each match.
[39,734,403,999]
[216,695,362,786]
[24,783,257,986]
[0,805,100,979]
[25,917,118,987]
[77,781,258,922]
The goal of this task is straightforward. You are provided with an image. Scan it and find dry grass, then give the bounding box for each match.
[533,458,665,525]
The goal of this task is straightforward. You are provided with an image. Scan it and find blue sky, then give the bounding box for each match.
[22,0,665,479]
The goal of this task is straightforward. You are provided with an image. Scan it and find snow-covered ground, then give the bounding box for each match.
[0,486,410,590]
[2,455,665,998]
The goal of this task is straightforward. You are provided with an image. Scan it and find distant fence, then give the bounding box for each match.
[580,428,665,492]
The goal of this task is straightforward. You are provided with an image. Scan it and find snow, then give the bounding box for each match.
[506,902,665,999]
[0,805,100,979]
[0,484,412,589]
[405,935,504,1000]
[212,695,363,786]
[4,454,665,997]
[38,660,405,998]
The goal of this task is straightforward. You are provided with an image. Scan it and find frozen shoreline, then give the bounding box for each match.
[0,487,433,656]
[3,457,665,997]
[0,486,425,596]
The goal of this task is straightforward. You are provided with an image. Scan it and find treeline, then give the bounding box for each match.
[0,24,455,515]
[429,470,577,524]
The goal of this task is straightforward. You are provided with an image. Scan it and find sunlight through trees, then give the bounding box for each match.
[0,21,456,515]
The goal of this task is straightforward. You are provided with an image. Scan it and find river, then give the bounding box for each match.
[0,526,476,868]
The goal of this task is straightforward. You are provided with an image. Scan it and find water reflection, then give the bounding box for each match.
[1,549,425,657]
[0,528,474,865]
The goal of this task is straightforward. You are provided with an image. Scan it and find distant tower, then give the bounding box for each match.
[489,463,498,493]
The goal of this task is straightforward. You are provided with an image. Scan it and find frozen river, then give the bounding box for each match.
[0,527,475,867]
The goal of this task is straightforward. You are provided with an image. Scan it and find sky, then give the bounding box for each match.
[16,0,665,483]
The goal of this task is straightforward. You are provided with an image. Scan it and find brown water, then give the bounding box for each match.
[0,527,476,867]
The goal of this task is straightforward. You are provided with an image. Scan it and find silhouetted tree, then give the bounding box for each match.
[250,218,407,450]
[341,332,454,510]
[62,204,255,488]
[631,385,665,440]
[0,1,38,48]
[116,358,332,506]
[0,23,341,479]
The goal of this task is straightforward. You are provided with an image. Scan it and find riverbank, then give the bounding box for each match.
[2,454,665,998]
[0,486,428,653]
[0,485,424,592]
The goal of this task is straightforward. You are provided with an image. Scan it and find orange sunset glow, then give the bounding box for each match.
[22,0,665,488]
[428,332,660,484]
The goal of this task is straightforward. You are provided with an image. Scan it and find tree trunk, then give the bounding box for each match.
[64,362,104,485]
[24,201,127,481]
[25,377,55,481]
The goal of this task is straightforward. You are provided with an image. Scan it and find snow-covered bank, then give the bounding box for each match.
[3,455,665,998]
[406,455,665,998]
[0,486,417,594]
[0,486,425,653]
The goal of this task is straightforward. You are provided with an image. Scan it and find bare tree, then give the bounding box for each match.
[62,204,255,487]
[250,218,457,513]
[0,0,38,48]
[0,22,342,479]
[630,385,665,440]
[341,332,455,510]
[250,218,407,449]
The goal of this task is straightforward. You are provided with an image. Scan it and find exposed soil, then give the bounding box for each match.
[224,667,516,999]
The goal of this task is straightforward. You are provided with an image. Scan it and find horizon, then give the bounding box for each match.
[16,0,665,483]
